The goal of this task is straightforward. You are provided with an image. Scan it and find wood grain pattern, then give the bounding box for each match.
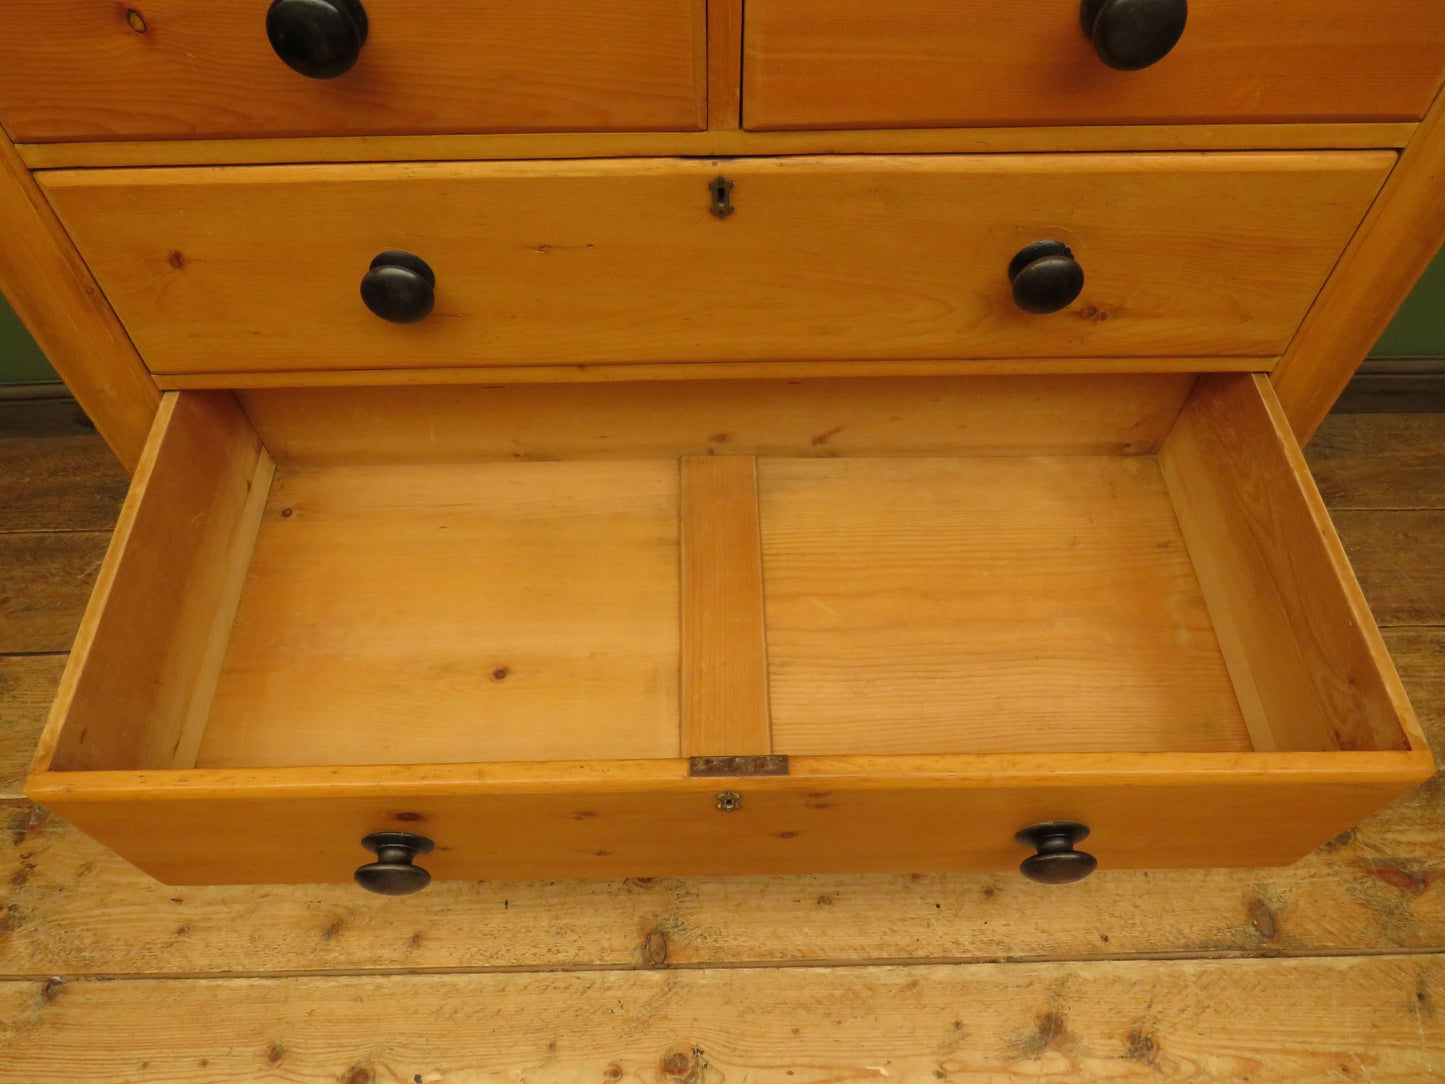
[758,455,1249,756]
[24,752,1427,885]
[1159,375,1422,755]
[37,393,270,774]
[1332,511,1445,629]
[680,457,770,756]
[0,442,126,535]
[0,130,156,469]
[0,400,127,533]
[0,657,65,800]
[40,153,1391,374]
[0,533,110,654]
[1,956,1443,1082]
[18,122,1419,170]
[0,0,705,141]
[706,0,743,129]
[1274,89,1445,440]
[744,0,1445,129]
[1309,412,1445,510]
[237,374,1195,465]
[196,459,682,768]
[167,453,274,772]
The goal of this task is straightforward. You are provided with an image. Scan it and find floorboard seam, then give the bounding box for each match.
[6,948,1445,983]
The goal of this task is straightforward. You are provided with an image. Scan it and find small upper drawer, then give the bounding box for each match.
[41,152,1391,378]
[743,0,1445,130]
[0,0,705,142]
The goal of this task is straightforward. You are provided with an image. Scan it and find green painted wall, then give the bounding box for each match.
[1370,244,1445,357]
[1,245,1443,382]
[0,293,57,383]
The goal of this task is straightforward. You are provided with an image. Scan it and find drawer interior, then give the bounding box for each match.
[37,372,1416,778]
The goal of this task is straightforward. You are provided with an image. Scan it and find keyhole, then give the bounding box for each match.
[709,176,734,219]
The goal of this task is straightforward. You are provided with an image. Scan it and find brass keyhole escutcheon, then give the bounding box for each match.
[716,790,742,812]
[709,176,735,218]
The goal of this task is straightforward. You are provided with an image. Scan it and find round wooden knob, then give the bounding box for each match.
[1016,821,1098,884]
[1080,0,1187,71]
[360,250,436,324]
[266,0,369,80]
[1008,240,1084,315]
[354,831,434,895]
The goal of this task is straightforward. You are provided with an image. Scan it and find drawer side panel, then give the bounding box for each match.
[1160,374,1423,754]
[36,392,272,774]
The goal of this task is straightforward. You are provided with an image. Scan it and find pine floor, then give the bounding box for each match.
[0,397,1442,1082]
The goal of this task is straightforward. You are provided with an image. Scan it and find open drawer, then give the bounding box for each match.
[28,372,1432,891]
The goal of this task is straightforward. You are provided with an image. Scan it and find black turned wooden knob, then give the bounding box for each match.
[1080,0,1187,71]
[1016,821,1098,884]
[1008,240,1084,315]
[266,0,369,80]
[360,250,436,324]
[355,832,434,895]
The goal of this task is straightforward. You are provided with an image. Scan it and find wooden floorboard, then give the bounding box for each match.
[1333,510,1445,627]
[0,405,1441,1076]
[0,398,126,533]
[1309,411,1445,509]
[0,656,63,799]
[0,531,110,654]
[1,955,1443,1083]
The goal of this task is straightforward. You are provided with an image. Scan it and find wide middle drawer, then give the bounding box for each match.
[42,153,1393,377]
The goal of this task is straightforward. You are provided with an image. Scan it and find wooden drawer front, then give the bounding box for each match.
[743,0,1445,130]
[42,153,1391,377]
[27,375,1431,887]
[0,0,705,142]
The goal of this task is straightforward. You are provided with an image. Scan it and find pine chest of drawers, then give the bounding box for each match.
[2,0,1443,894]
